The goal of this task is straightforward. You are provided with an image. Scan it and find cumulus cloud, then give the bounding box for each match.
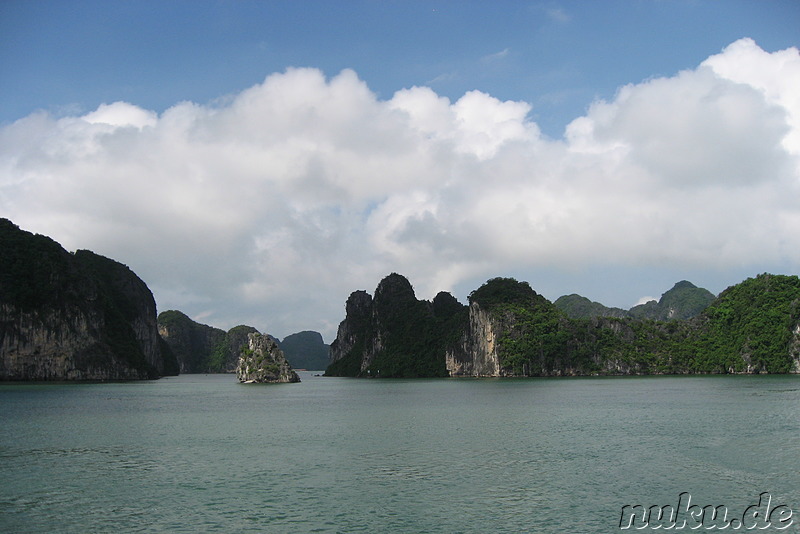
[82,102,158,129]
[1,39,798,339]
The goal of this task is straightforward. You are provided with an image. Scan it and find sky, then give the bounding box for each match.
[1,1,799,341]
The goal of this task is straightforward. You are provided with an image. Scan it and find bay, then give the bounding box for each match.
[1,373,799,533]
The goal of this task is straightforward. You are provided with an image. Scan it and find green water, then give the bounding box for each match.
[1,373,798,533]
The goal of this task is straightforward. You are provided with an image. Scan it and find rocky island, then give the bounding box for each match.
[326,273,800,378]
[237,333,300,383]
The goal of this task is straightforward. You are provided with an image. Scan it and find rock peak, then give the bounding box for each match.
[374,273,416,304]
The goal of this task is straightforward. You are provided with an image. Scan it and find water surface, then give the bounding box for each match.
[2,373,798,532]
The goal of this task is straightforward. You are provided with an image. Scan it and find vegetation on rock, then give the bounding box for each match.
[237,333,300,383]
[692,274,800,373]
[553,294,629,319]
[555,280,715,321]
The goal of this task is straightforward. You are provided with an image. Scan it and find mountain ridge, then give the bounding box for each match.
[554,280,716,321]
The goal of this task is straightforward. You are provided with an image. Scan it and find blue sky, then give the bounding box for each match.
[3,1,798,137]
[1,1,800,340]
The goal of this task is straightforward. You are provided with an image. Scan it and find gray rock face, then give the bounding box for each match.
[445,302,503,377]
[237,333,300,383]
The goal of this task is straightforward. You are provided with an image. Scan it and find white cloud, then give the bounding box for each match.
[702,38,800,157]
[1,40,798,340]
[82,102,158,129]
[482,48,511,62]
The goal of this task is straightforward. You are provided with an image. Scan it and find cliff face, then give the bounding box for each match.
[237,333,300,383]
[0,219,178,380]
[453,278,592,377]
[445,303,503,377]
[328,290,380,374]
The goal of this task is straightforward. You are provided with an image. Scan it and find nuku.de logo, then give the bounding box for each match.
[619,492,794,530]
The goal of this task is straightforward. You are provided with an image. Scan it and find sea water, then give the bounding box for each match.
[1,373,798,533]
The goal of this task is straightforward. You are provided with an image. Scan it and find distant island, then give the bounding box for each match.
[157,310,329,373]
[554,280,716,321]
[2,218,799,381]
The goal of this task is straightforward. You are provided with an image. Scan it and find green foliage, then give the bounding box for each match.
[205,338,229,372]
[157,309,194,329]
[262,363,281,375]
[470,278,580,375]
[693,274,800,373]
[469,277,537,309]
[493,301,565,375]
[629,280,715,321]
[366,278,454,378]
[551,275,799,375]
[556,280,715,321]
[553,294,628,319]
[657,281,716,320]
[157,310,241,373]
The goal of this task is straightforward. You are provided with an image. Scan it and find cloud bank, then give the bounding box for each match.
[1,39,798,339]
